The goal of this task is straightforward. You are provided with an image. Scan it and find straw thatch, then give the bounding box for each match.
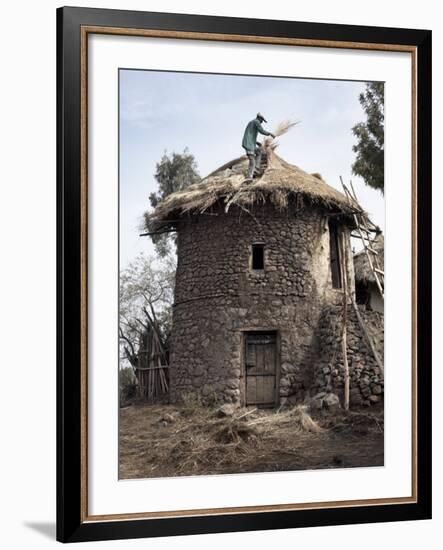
[354,234,384,284]
[146,150,360,231]
[262,120,300,154]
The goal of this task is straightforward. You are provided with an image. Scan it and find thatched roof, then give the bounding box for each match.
[354,234,384,284]
[147,150,360,231]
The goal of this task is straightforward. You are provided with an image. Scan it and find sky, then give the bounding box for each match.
[119,69,384,269]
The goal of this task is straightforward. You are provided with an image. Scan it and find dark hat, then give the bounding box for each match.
[256,112,267,123]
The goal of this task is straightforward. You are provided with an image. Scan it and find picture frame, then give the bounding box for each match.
[56,6,432,543]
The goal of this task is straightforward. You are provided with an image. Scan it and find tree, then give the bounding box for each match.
[145,149,200,256]
[119,252,176,371]
[352,82,384,194]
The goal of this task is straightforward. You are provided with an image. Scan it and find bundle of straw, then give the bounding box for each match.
[263,119,300,152]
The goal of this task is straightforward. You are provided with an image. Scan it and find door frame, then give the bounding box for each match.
[240,329,280,408]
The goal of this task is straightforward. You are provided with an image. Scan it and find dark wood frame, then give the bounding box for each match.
[57,6,432,543]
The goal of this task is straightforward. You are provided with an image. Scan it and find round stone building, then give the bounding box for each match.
[149,150,367,408]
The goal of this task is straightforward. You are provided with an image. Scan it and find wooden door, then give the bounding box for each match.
[245,332,277,407]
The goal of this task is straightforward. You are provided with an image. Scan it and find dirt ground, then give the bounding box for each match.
[119,402,384,479]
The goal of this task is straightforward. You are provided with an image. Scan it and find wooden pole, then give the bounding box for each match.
[341,231,350,411]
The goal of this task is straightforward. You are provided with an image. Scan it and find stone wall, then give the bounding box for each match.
[169,202,355,406]
[312,303,384,406]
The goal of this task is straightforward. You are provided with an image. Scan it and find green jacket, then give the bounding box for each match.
[242,118,272,151]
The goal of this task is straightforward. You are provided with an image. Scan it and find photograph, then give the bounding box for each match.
[0,0,434,546]
[118,70,385,480]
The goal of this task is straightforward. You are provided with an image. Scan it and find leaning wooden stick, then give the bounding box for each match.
[341,231,350,411]
[351,298,384,376]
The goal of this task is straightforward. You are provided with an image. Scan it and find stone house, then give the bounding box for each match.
[354,234,384,314]
[148,150,384,408]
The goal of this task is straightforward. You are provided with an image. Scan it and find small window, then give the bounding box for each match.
[328,220,342,289]
[251,244,265,270]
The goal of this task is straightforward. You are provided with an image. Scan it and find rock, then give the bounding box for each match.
[309,396,324,411]
[369,395,380,404]
[193,365,205,376]
[281,362,294,373]
[371,384,382,395]
[323,393,341,412]
[160,412,179,424]
[285,394,298,406]
[313,391,327,400]
[216,403,236,417]
[228,369,241,378]
[350,394,363,406]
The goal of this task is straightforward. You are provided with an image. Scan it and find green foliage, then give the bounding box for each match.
[352,82,384,194]
[120,366,137,389]
[146,149,200,256]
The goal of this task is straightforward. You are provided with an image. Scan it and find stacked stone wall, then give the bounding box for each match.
[169,203,356,406]
[312,304,384,406]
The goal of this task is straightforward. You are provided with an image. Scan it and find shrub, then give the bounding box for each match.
[119,367,138,407]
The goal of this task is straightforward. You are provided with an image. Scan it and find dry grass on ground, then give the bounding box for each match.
[119,401,384,479]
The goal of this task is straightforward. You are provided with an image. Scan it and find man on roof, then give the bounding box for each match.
[242,112,275,182]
